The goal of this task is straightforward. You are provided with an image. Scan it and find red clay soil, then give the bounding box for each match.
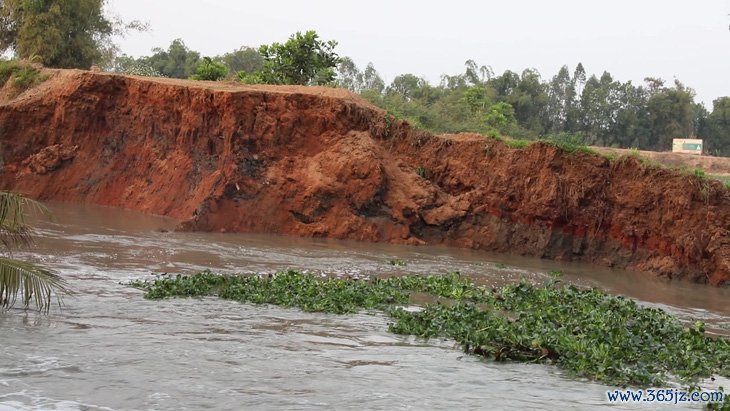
[2,69,730,286]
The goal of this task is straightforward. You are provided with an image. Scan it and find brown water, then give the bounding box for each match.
[1,202,728,410]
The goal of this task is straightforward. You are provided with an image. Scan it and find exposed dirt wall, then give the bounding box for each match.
[2,70,729,285]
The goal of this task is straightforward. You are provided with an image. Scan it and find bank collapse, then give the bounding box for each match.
[1,69,729,285]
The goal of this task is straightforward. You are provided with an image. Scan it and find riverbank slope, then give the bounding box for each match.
[2,69,729,285]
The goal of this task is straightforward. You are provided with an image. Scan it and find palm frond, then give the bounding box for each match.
[0,192,67,313]
[0,191,49,251]
[0,257,69,313]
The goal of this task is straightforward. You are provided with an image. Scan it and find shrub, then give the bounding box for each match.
[0,59,48,94]
[238,70,264,84]
[190,57,228,81]
[504,138,531,149]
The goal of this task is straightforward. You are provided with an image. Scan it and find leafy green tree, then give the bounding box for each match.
[490,70,520,97]
[387,74,429,101]
[237,69,263,84]
[505,69,549,136]
[692,103,708,140]
[645,79,696,150]
[220,46,263,76]
[573,62,586,96]
[439,72,467,90]
[547,65,575,133]
[610,81,650,148]
[702,97,730,155]
[428,89,471,131]
[644,77,665,95]
[0,192,67,312]
[361,62,385,94]
[461,85,492,114]
[254,30,340,85]
[0,0,144,69]
[564,63,587,133]
[579,72,626,146]
[335,56,363,92]
[357,62,385,104]
[442,60,493,90]
[112,54,162,77]
[142,39,200,79]
[190,57,227,81]
[112,54,139,72]
[485,102,516,134]
[463,59,493,86]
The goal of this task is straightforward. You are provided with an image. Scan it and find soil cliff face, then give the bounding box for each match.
[2,70,730,285]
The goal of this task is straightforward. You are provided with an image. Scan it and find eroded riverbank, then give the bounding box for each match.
[3,70,730,284]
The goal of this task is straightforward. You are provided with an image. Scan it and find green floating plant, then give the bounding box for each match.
[130,270,730,393]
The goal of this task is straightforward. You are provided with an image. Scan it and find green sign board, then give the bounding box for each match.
[682,143,702,151]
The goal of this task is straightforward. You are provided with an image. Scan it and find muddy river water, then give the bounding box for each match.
[1,202,729,410]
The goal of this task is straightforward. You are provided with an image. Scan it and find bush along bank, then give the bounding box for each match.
[0,59,48,97]
[130,270,730,409]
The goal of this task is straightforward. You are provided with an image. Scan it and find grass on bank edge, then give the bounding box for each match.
[0,59,49,96]
[710,174,730,190]
[129,270,730,409]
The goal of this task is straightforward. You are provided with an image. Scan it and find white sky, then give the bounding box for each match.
[108,0,730,107]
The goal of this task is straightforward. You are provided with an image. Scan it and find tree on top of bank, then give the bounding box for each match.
[242,30,340,86]
[0,0,145,69]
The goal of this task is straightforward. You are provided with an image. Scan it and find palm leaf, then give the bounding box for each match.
[0,191,50,250]
[0,192,66,313]
[0,257,69,313]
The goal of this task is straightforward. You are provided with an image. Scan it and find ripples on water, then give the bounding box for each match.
[1,202,729,410]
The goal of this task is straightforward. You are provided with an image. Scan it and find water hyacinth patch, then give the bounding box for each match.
[389,282,730,387]
[131,270,412,314]
[130,270,730,397]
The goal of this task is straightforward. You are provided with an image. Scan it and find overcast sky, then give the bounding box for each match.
[109,0,730,107]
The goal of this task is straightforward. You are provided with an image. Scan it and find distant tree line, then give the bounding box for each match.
[335,59,729,156]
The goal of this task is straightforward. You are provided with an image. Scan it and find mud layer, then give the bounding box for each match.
[1,70,729,285]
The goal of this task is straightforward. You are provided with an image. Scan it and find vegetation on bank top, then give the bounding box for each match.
[240,30,339,86]
[189,57,228,81]
[0,59,48,96]
[489,132,598,156]
[114,30,338,86]
[130,270,730,398]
